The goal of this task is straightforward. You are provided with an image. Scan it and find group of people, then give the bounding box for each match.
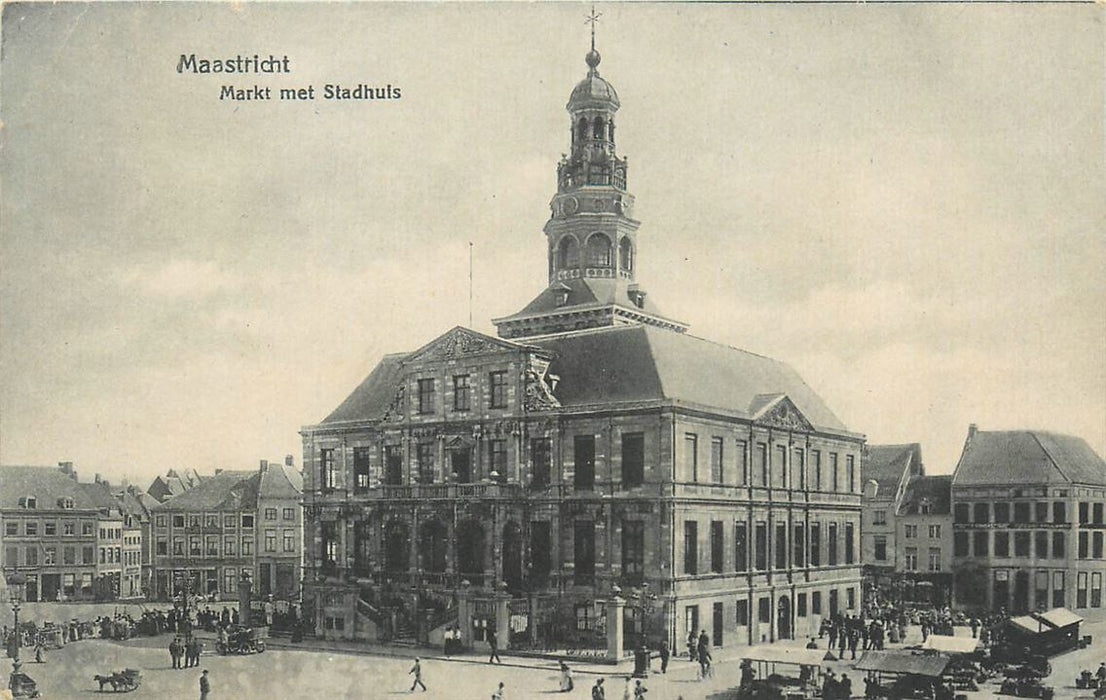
[685,628,713,679]
[168,635,204,669]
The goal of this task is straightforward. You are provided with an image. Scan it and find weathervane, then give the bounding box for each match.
[585,5,602,52]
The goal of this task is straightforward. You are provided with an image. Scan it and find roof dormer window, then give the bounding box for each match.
[57,497,74,510]
[19,495,38,509]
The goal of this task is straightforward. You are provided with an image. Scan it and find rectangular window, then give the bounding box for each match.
[417,378,435,414]
[43,546,56,565]
[283,529,295,553]
[25,547,37,566]
[453,374,470,411]
[156,539,168,556]
[873,511,887,526]
[321,448,337,491]
[845,522,855,564]
[224,569,238,595]
[995,531,1010,557]
[1014,502,1030,523]
[736,441,748,485]
[1077,571,1088,607]
[994,502,1010,523]
[904,547,918,571]
[224,537,235,556]
[812,450,822,490]
[44,521,57,536]
[283,508,295,521]
[82,520,94,535]
[812,591,822,615]
[846,587,856,610]
[794,523,805,567]
[810,523,821,567]
[776,445,788,488]
[206,536,218,556]
[417,442,436,484]
[265,508,277,520]
[172,514,185,528]
[1078,531,1089,559]
[684,521,699,575]
[1094,531,1104,559]
[622,433,644,487]
[4,522,15,536]
[974,503,990,524]
[574,435,595,491]
[830,453,839,492]
[734,522,748,572]
[775,523,787,569]
[224,515,236,528]
[828,523,838,565]
[736,599,749,626]
[190,536,201,556]
[954,503,970,524]
[710,521,724,573]
[385,445,403,485]
[1015,531,1031,557]
[755,522,768,570]
[954,532,969,557]
[1035,530,1049,559]
[242,514,254,528]
[973,531,989,556]
[929,524,941,538]
[353,447,371,492]
[846,455,856,493]
[1036,571,1050,609]
[758,597,771,623]
[530,521,551,578]
[242,538,253,555]
[1080,502,1090,524]
[829,589,839,617]
[1092,572,1103,608]
[489,371,508,408]
[874,536,888,561]
[686,433,699,482]
[928,547,941,572]
[574,520,595,584]
[711,438,724,484]
[264,529,276,552]
[531,438,552,487]
[1034,502,1048,523]
[1053,502,1066,524]
[172,538,184,556]
[622,521,645,585]
[1095,503,1104,524]
[797,593,807,617]
[25,521,37,536]
[905,524,917,539]
[1053,572,1065,608]
[757,443,768,486]
[1052,531,1065,559]
[792,448,805,490]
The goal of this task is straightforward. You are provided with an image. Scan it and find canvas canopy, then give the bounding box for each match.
[854,651,950,678]
[741,646,834,667]
[1035,608,1082,629]
[920,635,979,654]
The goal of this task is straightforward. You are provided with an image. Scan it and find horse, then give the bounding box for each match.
[94,673,121,691]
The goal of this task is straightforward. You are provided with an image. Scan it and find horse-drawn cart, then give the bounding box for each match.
[216,625,267,655]
[93,668,142,693]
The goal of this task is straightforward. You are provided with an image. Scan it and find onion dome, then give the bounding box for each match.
[567,49,620,112]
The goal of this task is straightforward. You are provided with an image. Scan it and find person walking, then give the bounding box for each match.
[170,637,182,669]
[633,679,648,698]
[491,681,506,700]
[34,640,45,663]
[658,638,670,674]
[591,678,606,700]
[409,657,427,692]
[559,660,574,692]
[487,629,502,664]
[697,644,712,681]
[199,669,210,700]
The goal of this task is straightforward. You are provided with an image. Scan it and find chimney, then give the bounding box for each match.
[968,423,978,441]
[215,468,224,475]
[94,473,102,484]
[285,454,294,467]
[260,459,269,472]
[58,462,77,480]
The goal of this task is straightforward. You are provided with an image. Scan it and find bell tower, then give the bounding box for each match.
[493,17,688,340]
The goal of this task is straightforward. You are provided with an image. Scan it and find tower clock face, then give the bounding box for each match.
[563,197,579,214]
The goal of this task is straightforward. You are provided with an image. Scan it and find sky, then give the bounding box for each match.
[1,2,1103,488]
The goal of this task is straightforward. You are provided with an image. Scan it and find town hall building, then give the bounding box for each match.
[300,36,865,659]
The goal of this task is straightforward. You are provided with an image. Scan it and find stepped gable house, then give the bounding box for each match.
[301,38,865,656]
[951,425,1106,614]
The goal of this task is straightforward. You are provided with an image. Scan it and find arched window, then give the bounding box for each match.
[593,116,605,140]
[586,233,613,267]
[608,119,615,143]
[557,236,580,269]
[619,237,634,272]
[577,118,589,143]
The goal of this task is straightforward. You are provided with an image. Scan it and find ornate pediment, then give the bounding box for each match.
[751,395,813,433]
[405,327,521,363]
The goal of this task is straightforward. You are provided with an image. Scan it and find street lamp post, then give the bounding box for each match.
[7,571,27,683]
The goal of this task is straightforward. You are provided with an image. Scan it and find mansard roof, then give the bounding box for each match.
[0,465,99,511]
[317,324,852,436]
[862,444,923,501]
[952,429,1106,487]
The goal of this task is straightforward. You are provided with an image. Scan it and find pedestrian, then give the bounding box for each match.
[559,660,574,692]
[34,640,44,663]
[591,678,605,700]
[633,679,648,698]
[970,617,979,639]
[170,637,182,669]
[686,630,696,662]
[659,638,670,674]
[697,644,712,681]
[848,628,859,661]
[492,681,506,700]
[623,676,634,700]
[828,622,839,650]
[409,657,427,692]
[1097,662,1106,683]
[840,673,852,700]
[487,629,501,664]
[199,669,210,700]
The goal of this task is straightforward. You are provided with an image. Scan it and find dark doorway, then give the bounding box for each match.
[1013,571,1030,614]
[451,450,472,483]
[777,595,792,640]
[419,520,448,573]
[529,521,551,583]
[713,602,724,647]
[385,446,403,486]
[41,574,60,602]
[457,521,485,585]
[384,521,409,572]
[502,522,523,590]
[685,605,699,646]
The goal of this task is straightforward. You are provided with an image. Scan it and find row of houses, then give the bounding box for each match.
[0,459,303,604]
[861,426,1106,616]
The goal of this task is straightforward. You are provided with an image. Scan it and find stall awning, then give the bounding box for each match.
[854,651,950,678]
[1035,607,1082,629]
[741,646,835,667]
[920,635,979,654]
[1009,615,1042,635]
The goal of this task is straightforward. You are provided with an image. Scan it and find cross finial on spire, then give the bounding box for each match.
[585,6,602,53]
